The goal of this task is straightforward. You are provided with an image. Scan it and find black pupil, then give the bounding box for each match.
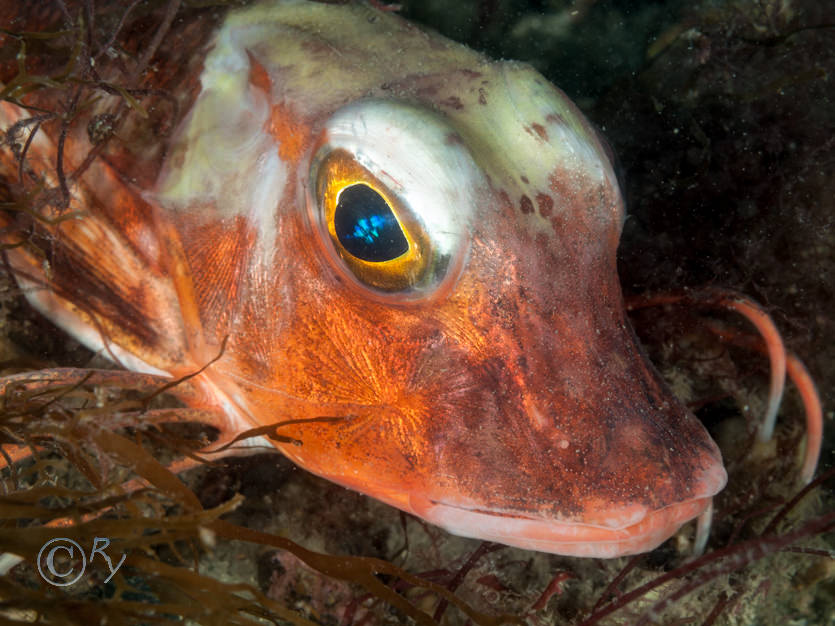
[334,184,409,262]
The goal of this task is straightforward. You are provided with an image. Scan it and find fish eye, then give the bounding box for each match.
[333,184,408,262]
[310,99,485,299]
[315,149,435,292]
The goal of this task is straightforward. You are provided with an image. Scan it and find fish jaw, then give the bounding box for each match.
[410,476,725,558]
[415,498,716,558]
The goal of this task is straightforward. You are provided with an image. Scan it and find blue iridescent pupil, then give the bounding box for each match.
[334,184,409,262]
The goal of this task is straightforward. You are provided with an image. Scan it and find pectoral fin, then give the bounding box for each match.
[1,103,191,377]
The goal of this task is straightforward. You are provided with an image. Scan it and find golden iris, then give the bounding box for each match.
[316,149,432,292]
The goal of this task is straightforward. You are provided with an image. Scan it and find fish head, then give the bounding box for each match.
[149,2,727,557]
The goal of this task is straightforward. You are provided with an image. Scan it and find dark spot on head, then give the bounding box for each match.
[445,132,463,146]
[531,123,548,141]
[520,195,534,215]
[440,96,464,110]
[536,193,554,217]
[546,112,566,126]
[550,214,568,235]
[520,175,529,184]
[416,83,440,98]
[478,87,487,105]
[301,39,337,55]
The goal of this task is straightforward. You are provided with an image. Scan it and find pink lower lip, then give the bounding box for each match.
[414,496,717,558]
[406,441,729,558]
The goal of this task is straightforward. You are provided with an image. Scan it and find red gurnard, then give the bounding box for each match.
[0,0,727,557]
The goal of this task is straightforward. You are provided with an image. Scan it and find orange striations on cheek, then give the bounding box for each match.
[176,214,255,344]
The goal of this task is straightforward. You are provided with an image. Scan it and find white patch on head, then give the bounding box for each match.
[152,14,288,264]
[498,63,617,193]
[248,148,285,265]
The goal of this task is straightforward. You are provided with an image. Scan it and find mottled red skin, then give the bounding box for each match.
[0,0,724,555]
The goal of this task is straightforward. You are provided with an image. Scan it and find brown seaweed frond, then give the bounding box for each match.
[0,0,182,228]
[0,22,83,105]
[0,367,518,625]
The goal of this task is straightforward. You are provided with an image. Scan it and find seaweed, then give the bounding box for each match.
[0,364,519,625]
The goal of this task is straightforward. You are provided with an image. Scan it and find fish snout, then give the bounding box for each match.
[412,422,726,556]
[409,320,728,557]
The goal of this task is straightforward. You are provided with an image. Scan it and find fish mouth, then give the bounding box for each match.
[409,463,727,558]
[411,495,717,558]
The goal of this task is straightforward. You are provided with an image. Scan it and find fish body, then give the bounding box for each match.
[0,0,726,557]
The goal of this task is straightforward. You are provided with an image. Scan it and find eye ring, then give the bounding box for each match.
[315,149,436,293]
[308,99,484,301]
